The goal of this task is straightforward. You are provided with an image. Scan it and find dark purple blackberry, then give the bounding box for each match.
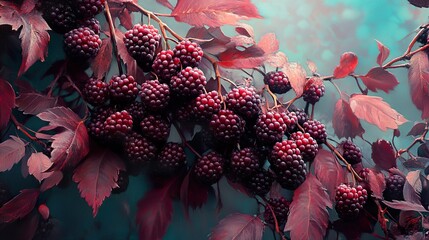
[290,131,318,162]
[191,91,221,121]
[283,111,298,132]
[33,218,54,240]
[193,152,225,185]
[229,148,261,179]
[152,49,181,83]
[289,107,308,126]
[87,106,115,138]
[170,67,207,99]
[41,0,77,33]
[75,0,105,18]
[108,74,139,103]
[264,197,291,226]
[264,71,291,94]
[225,87,262,120]
[209,109,245,144]
[174,103,194,122]
[64,27,102,59]
[255,112,287,145]
[140,115,170,143]
[338,140,362,165]
[123,102,144,122]
[104,110,133,135]
[245,169,274,196]
[124,132,158,166]
[302,78,325,104]
[123,24,161,71]
[384,174,405,201]
[112,170,129,194]
[302,120,327,143]
[335,184,368,220]
[157,143,187,173]
[140,80,170,111]
[83,78,109,106]
[79,18,100,35]
[173,40,204,68]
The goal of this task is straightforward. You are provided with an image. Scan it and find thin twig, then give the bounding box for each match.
[104,1,123,75]
[325,141,362,182]
[172,121,202,158]
[10,115,46,148]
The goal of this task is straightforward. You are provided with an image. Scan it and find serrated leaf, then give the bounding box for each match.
[40,171,63,192]
[0,136,26,172]
[360,67,399,93]
[218,45,266,69]
[333,52,358,79]
[0,79,15,130]
[332,97,365,139]
[0,189,40,223]
[180,171,209,219]
[209,213,264,240]
[383,200,428,212]
[283,62,306,97]
[376,40,390,66]
[91,38,113,79]
[16,93,58,115]
[371,139,397,171]
[257,33,278,54]
[314,149,346,201]
[408,51,429,119]
[367,169,386,199]
[408,122,427,136]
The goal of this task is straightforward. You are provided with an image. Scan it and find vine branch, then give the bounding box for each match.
[104,1,123,75]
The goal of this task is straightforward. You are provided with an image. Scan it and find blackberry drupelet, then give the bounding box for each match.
[41,0,77,33]
[79,18,100,35]
[302,78,325,104]
[290,131,318,162]
[255,112,288,145]
[103,110,133,135]
[75,0,105,18]
[302,120,327,143]
[191,91,221,121]
[157,143,187,173]
[124,132,158,167]
[245,169,274,196]
[264,197,291,226]
[339,140,362,165]
[384,174,405,201]
[229,148,261,179]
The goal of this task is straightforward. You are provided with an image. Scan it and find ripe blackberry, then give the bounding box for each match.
[170,67,207,99]
[108,74,139,103]
[157,143,187,173]
[41,1,77,33]
[283,111,298,132]
[64,27,102,59]
[83,78,109,106]
[245,169,274,196]
[335,184,368,220]
[104,110,133,135]
[384,174,405,201]
[255,112,288,145]
[173,40,204,68]
[140,115,170,143]
[209,110,245,144]
[123,24,161,71]
[264,71,291,94]
[124,132,158,166]
[140,80,170,111]
[193,152,225,185]
[123,102,145,122]
[290,131,318,162]
[338,140,362,165]
[225,87,262,120]
[192,91,221,121]
[152,49,181,83]
[302,120,327,143]
[87,106,115,138]
[33,218,54,240]
[112,170,129,194]
[264,197,291,226]
[229,148,261,179]
[79,18,100,35]
[289,107,308,126]
[174,103,194,122]
[358,168,371,192]
[302,78,325,104]
[75,0,105,18]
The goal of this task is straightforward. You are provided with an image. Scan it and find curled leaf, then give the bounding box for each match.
[375,40,390,66]
[333,52,358,79]
[283,62,306,97]
[332,97,365,139]
[371,139,397,171]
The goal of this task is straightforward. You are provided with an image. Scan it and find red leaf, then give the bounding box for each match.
[408,122,427,136]
[349,94,407,131]
[0,189,40,223]
[235,23,254,38]
[314,149,346,201]
[115,29,144,80]
[257,33,279,54]
[27,152,53,182]
[404,170,421,204]
[16,93,58,115]
[209,213,264,240]
[40,171,63,192]
[360,67,399,93]
[332,97,365,139]
[0,79,15,130]
[230,35,254,47]
[282,62,307,97]
[333,52,358,79]
[408,51,429,119]
[171,0,262,27]
[218,46,266,69]
[307,60,317,74]
[367,169,386,199]
[180,171,209,219]
[383,200,428,212]
[284,174,331,240]
[0,211,39,240]
[37,107,89,170]
[38,204,49,220]
[408,0,429,7]
[186,27,231,55]
[156,0,174,9]
[0,136,26,172]
[371,139,397,171]
[91,38,113,79]
[73,145,125,217]
[0,1,50,76]
[376,40,390,66]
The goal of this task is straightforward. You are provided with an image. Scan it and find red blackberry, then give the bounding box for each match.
[264,71,291,94]
[41,0,77,33]
[289,107,308,126]
[173,40,204,68]
[104,110,133,135]
[79,18,100,35]
[170,67,207,98]
[83,78,109,106]
[140,80,170,111]
[302,120,327,143]
[290,131,318,162]
[123,24,161,71]
[64,27,102,59]
[358,168,370,192]
[157,143,187,174]
[384,174,405,201]
[140,115,171,143]
[112,170,129,194]
[283,111,298,132]
[338,140,362,165]
[225,87,262,120]
[87,106,115,138]
[302,78,325,105]
[229,148,261,179]
[264,197,291,226]
[33,218,54,240]
[191,91,221,121]
[245,169,274,196]
[108,74,139,103]
[335,184,368,220]
[124,132,158,166]
[255,112,288,145]
[152,49,181,83]
[123,102,145,122]
[209,110,245,144]
[75,0,105,18]
[193,152,225,185]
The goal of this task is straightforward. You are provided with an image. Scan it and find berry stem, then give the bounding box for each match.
[103,1,123,75]
[324,141,362,182]
[260,197,287,240]
[172,121,202,158]
[310,104,315,120]
[352,76,368,95]
[10,114,46,148]
[397,121,428,158]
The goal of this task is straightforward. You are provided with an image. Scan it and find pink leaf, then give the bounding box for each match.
[218,46,266,69]
[257,33,279,54]
[383,200,428,212]
[27,152,53,182]
[307,60,317,74]
[314,149,346,201]
[230,35,254,47]
[408,0,429,7]
[360,67,398,93]
[408,122,427,136]
[333,52,358,79]
[332,97,365,139]
[408,51,429,119]
[73,145,125,217]
[40,171,63,192]
[349,94,407,131]
[235,23,254,38]
[282,62,307,97]
[16,93,58,115]
[367,169,386,199]
[186,27,231,55]
[0,136,26,172]
[180,171,209,219]
[209,213,264,240]
[0,189,40,223]
[38,204,49,220]
[156,0,174,9]
[171,0,262,27]
[376,40,390,66]
[266,52,288,68]
[371,139,397,171]
[91,38,113,79]
[285,174,331,240]
[0,79,15,130]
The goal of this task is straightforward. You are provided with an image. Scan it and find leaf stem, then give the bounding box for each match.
[396,121,428,158]
[10,114,46,147]
[172,121,202,158]
[324,141,362,182]
[104,1,123,75]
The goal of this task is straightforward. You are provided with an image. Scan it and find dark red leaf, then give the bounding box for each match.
[0,189,40,223]
[376,40,390,66]
[38,204,49,220]
[408,51,429,119]
[314,149,346,201]
[408,123,427,136]
[0,211,39,240]
[186,27,231,55]
[367,169,386,199]
[40,171,63,192]
[73,144,125,216]
[284,174,331,240]
[218,46,266,69]
[333,213,374,240]
[27,152,53,182]
[371,139,397,170]
[333,52,358,79]
[360,67,399,93]
[16,93,58,115]
[209,213,264,240]
[180,171,209,219]
[156,0,174,9]
[383,200,428,212]
[282,62,307,97]
[227,178,253,197]
[408,0,429,7]
[332,97,365,139]
[0,136,27,172]
[0,79,15,130]
[91,38,113,79]
[257,33,278,54]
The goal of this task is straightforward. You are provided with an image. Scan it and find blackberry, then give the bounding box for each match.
[192,91,221,121]
[225,87,262,120]
[170,67,207,99]
[283,111,298,132]
[64,27,102,59]
[174,103,194,122]
[112,170,129,194]
[79,18,100,35]
[302,78,325,104]
[124,132,158,166]
[264,71,291,94]
[193,152,225,185]
[290,131,318,162]
[157,143,187,174]
[152,49,181,83]
[33,218,54,240]
[338,140,362,165]
[289,107,308,126]
[87,106,115,138]
[123,101,145,122]
[108,74,139,103]
[335,184,368,220]
[41,1,77,33]
[104,110,133,136]
[123,24,161,71]
[384,174,405,201]
[140,80,170,111]
[358,168,371,192]
[140,115,170,143]
[75,0,105,18]
[209,110,245,144]
[83,78,109,106]
[264,197,291,226]
[255,112,288,145]
[173,40,204,68]
[229,148,261,179]
[302,120,327,143]
[245,169,274,196]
